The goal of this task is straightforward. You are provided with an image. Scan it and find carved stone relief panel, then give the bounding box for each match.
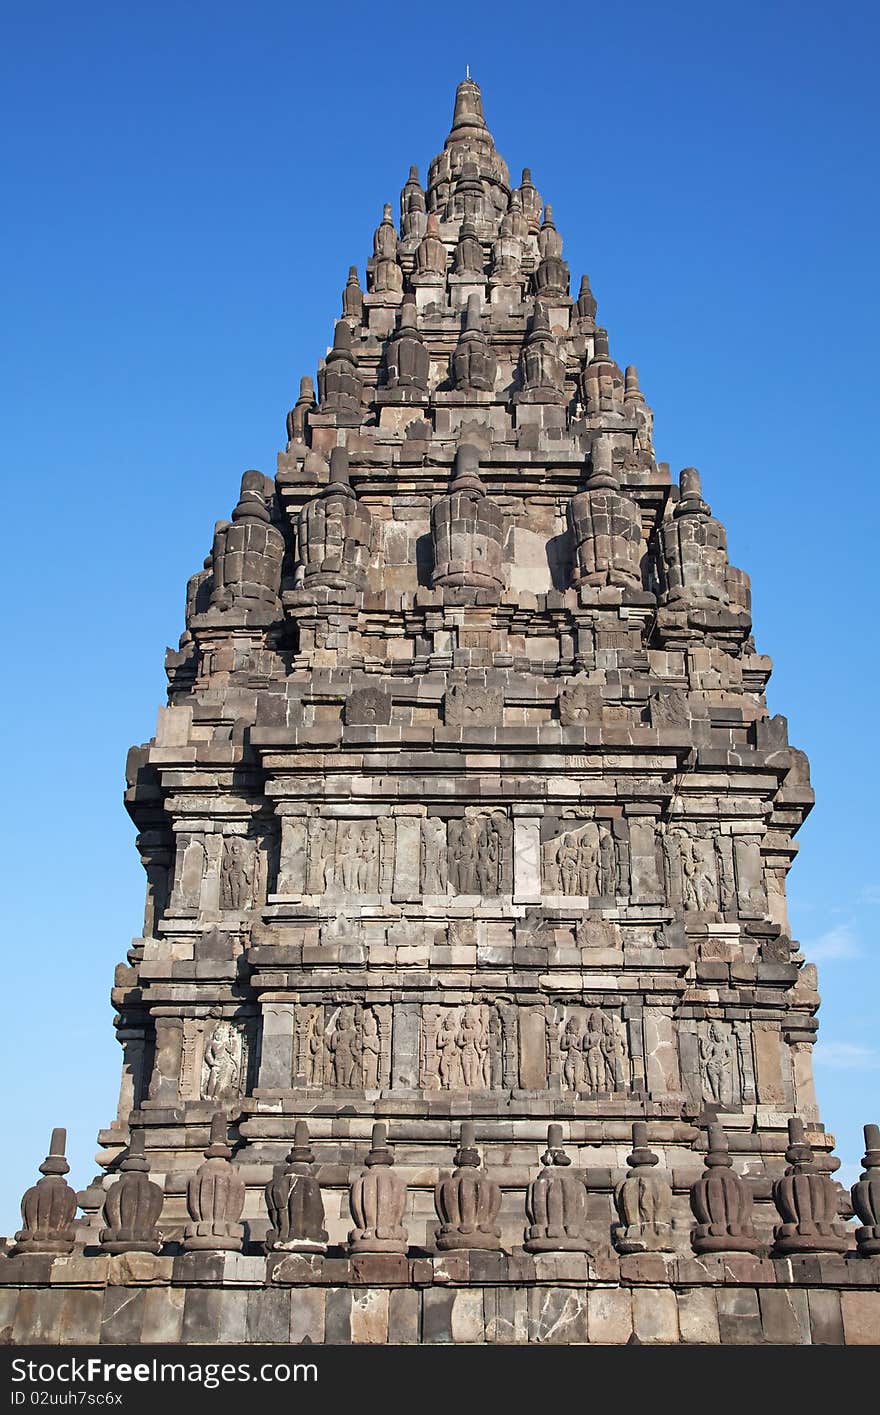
[420,1004,500,1090]
[658,824,767,917]
[304,818,384,895]
[699,1020,742,1108]
[443,682,503,727]
[219,836,255,910]
[292,1001,391,1091]
[542,819,626,897]
[547,1005,631,1096]
[447,810,512,896]
[178,1017,251,1101]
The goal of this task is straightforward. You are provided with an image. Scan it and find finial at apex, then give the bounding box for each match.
[450,73,487,137]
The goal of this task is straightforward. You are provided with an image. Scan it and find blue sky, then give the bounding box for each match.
[1,1,878,1225]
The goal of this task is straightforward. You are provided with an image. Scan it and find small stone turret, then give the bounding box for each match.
[689,1124,762,1255]
[400,166,427,241]
[524,1124,590,1253]
[265,1120,328,1253]
[412,212,447,284]
[430,443,504,595]
[286,375,316,448]
[341,267,364,323]
[567,436,643,589]
[183,1113,245,1253]
[581,326,624,416]
[434,1122,502,1251]
[534,205,569,299]
[318,320,363,414]
[210,471,284,614]
[613,1122,674,1254]
[453,218,485,276]
[297,446,372,592]
[624,364,653,452]
[851,1123,880,1257]
[369,204,403,295]
[451,294,497,392]
[575,274,597,322]
[384,299,429,392]
[99,1131,164,1255]
[516,300,566,402]
[517,167,542,233]
[659,467,749,612]
[451,159,487,224]
[772,1118,850,1256]
[11,1129,78,1257]
[348,1123,408,1255]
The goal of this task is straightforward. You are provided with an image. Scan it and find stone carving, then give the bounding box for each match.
[369,204,403,294]
[400,166,426,241]
[451,293,497,392]
[182,1113,245,1253]
[516,300,566,402]
[264,1120,328,1253]
[430,443,504,595]
[558,678,603,726]
[533,206,569,299]
[443,680,502,726]
[344,686,392,725]
[220,836,253,910]
[421,1004,494,1090]
[613,1122,674,1254]
[453,219,485,276]
[575,273,597,322]
[568,435,642,588]
[448,810,510,895]
[297,446,372,590]
[543,821,619,897]
[772,1118,850,1255]
[660,467,740,609]
[557,1007,629,1095]
[286,375,315,447]
[518,167,543,233]
[851,1123,880,1257]
[318,321,363,413]
[490,204,523,286]
[11,1129,77,1256]
[329,1005,362,1087]
[411,211,446,283]
[580,326,624,416]
[624,365,654,453]
[700,1022,735,1106]
[293,1003,386,1091]
[305,819,382,894]
[420,817,449,894]
[202,1021,245,1101]
[524,1124,590,1253]
[451,159,487,223]
[384,300,429,392]
[341,266,363,323]
[99,1131,164,1255]
[209,471,283,613]
[348,1123,408,1255]
[434,1122,502,1251]
[690,1124,762,1255]
[659,826,724,913]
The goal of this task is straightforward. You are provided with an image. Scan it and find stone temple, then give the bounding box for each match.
[4,78,880,1347]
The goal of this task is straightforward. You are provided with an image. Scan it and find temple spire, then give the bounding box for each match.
[449,76,488,140]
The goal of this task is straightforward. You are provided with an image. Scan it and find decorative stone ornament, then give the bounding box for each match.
[99,1130,164,1255]
[210,471,284,613]
[286,375,315,448]
[11,1128,78,1256]
[659,467,733,608]
[524,1124,590,1253]
[297,446,372,592]
[348,1123,408,1255]
[318,320,363,413]
[613,1121,674,1254]
[772,1118,850,1256]
[265,1120,328,1253]
[689,1124,762,1255]
[568,435,643,589]
[434,1121,502,1251]
[182,1112,245,1253]
[430,443,504,595]
[851,1123,880,1257]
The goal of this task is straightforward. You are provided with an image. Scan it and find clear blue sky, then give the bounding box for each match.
[1,1,878,1227]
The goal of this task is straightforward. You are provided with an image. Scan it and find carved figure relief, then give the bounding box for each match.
[448,811,511,896]
[543,821,620,896]
[700,1021,735,1107]
[294,1003,389,1091]
[305,819,383,895]
[552,1007,630,1095]
[201,1021,245,1101]
[421,1004,496,1090]
[219,837,254,910]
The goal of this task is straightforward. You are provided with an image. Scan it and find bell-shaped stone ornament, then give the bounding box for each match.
[385,300,429,391]
[297,446,372,592]
[567,435,643,589]
[453,219,485,276]
[265,1120,328,1253]
[658,467,739,610]
[400,166,427,241]
[613,1122,674,1254]
[99,1130,164,1255]
[689,1124,762,1255]
[524,1124,591,1253]
[183,1112,246,1252]
[210,470,284,613]
[342,267,364,323]
[348,1123,408,1255]
[11,1128,78,1256]
[370,204,403,295]
[580,326,624,415]
[412,212,447,284]
[286,375,316,448]
[516,300,566,402]
[852,1123,880,1257]
[772,1118,850,1256]
[430,443,504,595]
[434,1121,502,1251]
[533,206,569,299]
[575,274,597,322]
[318,320,363,414]
[451,294,497,393]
